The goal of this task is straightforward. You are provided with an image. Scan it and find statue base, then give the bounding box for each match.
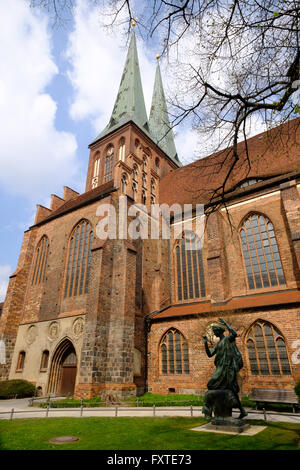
[207,417,250,434]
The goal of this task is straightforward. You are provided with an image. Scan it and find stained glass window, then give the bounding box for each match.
[160,329,189,375]
[32,236,49,285]
[246,321,291,376]
[175,231,205,301]
[240,214,285,289]
[64,220,93,297]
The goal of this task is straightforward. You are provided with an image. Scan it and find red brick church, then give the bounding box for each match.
[0,31,299,399]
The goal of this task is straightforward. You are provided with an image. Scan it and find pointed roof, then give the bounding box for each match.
[149,61,180,164]
[91,31,149,144]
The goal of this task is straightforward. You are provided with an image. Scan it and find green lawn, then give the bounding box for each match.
[0,417,299,450]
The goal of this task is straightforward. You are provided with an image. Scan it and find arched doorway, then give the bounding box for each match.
[47,339,77,396]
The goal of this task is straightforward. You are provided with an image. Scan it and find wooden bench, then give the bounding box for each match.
[250,388,298,413]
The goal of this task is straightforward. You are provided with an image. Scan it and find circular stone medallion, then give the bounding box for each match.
[48,321,59,340]
[72,317,84,337]
[49,436,79,444]
[26,325,37,345]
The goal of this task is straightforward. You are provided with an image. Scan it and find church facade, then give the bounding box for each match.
[0,31,299,399]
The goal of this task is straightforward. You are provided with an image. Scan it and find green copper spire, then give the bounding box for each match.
[149,61,180,163]
[91,31,149,144]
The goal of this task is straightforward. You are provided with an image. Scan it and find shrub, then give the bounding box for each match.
[0,379,36,399]
[295,382,300,403]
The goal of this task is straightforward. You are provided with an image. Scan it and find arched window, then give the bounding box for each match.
[119,137,125,162]
[32,236,49,285]
[151,178,156,204]
[142,156,147,171]
[40,350,49,371]
[142,172,147,188]
[133,163,139,181]
[135,139,140,154]
[16,351,26,371]
[246,321,291,376]
[121,173,128,193]
[160,329,189,375]
[132,181,137,201]
[64,220,94,298]
[104,145,114,183]
[240,214,285,290]
[92,154,100,189]
[142,189,147,205]
[175,231,206,301]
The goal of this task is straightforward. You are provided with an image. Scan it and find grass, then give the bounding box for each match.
[37,396,104,408]
[0,417,299,450]
[35,393,298,413]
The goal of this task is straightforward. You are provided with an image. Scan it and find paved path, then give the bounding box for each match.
[0,399,299,424]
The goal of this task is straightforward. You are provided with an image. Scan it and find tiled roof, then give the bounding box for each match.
[150,290,300,320]
[159,117,300,206]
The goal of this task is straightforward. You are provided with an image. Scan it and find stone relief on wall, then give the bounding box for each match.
[26,325,38,345]
[48,321,59,341]
[72,317,84,338]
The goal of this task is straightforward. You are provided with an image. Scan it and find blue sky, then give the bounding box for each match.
[0,0,201,300]
[0,0,268,301]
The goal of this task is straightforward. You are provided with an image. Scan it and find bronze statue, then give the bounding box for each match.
[203,318,247,420]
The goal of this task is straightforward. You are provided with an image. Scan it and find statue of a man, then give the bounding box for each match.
[203,318,247,419]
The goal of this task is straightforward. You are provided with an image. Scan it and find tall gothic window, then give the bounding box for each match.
[240,213,285,290]
[104,145,114,183]
[175,231,206,301]
[32,236,49,285]
[246,321,291,376]
[64,220,94,298]
[160,329,189,375]
[118,137,125,162]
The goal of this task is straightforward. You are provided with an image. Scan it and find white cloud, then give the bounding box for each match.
[0,265,11,302]
[66,0,156,135]
[0,0,78,200]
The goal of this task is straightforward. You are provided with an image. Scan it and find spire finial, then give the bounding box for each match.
[156,54,161,60]
[132,17,138,28]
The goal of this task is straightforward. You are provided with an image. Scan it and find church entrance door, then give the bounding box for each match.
[47,339,77,396]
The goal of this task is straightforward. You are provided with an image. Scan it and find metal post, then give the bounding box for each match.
[80,405,83,417]
[115,406,118,417]
[10,408,14,420]
[153,405,156,417]
[190,405,193,417]
[263,407,266,421]
[46,403,50,417]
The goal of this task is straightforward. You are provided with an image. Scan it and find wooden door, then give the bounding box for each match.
[60,366,77,396]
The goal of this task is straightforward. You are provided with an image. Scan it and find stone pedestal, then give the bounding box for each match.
[208,417,250,434]
[202,389,249,433]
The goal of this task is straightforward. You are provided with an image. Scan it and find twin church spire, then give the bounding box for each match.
[91,30,180,165]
